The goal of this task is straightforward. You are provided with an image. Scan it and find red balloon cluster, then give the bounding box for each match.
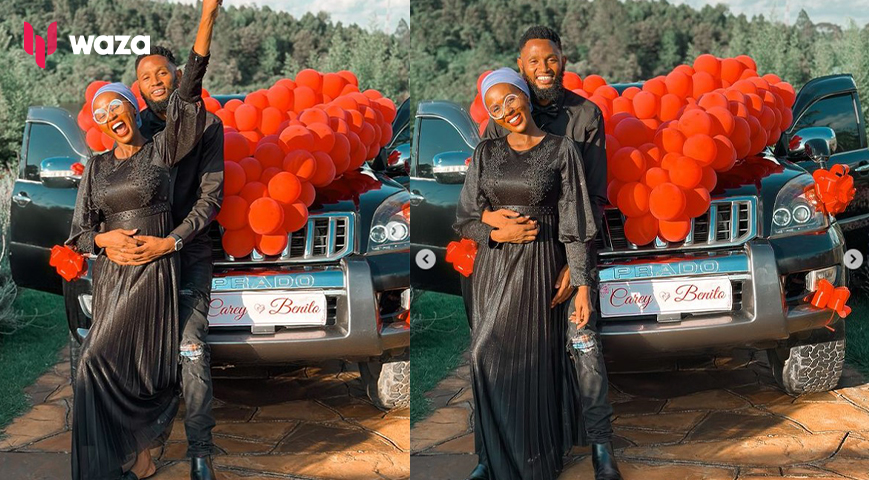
[469,54,797,245]
[76,69,397,259]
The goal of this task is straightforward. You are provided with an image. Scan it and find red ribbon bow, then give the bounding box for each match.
[809,279,851,318]
[810,165,855,215]
[446,238,478,277]
[49,245,87,282]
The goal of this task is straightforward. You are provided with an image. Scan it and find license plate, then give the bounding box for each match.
[208,291,328,327]
[599,277,732,318]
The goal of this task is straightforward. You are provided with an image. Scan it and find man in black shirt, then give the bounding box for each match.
[105,45,224,480]
[472,26,621,480]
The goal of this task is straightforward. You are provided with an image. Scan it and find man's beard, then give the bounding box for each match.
[143,92,172,115]
[522,69,565,105]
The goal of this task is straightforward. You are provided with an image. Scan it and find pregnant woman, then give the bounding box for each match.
[455,68,598,480]
[66,1,219,478]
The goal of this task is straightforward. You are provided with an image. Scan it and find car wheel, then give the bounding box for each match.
[358,352,409,410]
[767,323,845,395]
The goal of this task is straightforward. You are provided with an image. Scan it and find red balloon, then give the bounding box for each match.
[678,109,713,137]
[665,71,692,98]
[308,123,336,152]
[660,152,681,170]
[279,125,315,151]
[309,151,336,187]
[260,167,282,185]
[254,142,285,169]
[238,157,262,182]
[699,167,717,191]
[260,107,285,135]
[268,172,302,204]
[330,133,352,174]
[614,118,652,147]
[721,58,746,84]
[693,54,721,77]
[659,216,691,242]
[692,71,718,98]
[322,73,348,99]
[606,180,624,206]
[706,106,736,136]
[295,69,323,93]
[248,197,285,235]
[711,135,737,171]
[564,72,583,91]
[658,94,683,122]
[299,108,331,126]
[239,131,262,155]
[639,143,663,167]
[633,92,659,119]
[655,127,685,154]
[298,181,316,207]
[224,161,246,196]
[282,202,309,232]
[643,167,670,189]
[731,117,752,159]
[215,108,236,129]
[224,132,250,162]
[649,183,687,221]
[337,70,359,87]
[203,97,221,113]
[266,84,293,111]
[293,86,318,112]
[611,147,646,182]
[617,182,650,217]
[224,99,244,112]
[682,135,717,167]
[284,150,318,181]
[257,233,289,256]
[612,97,634,116]
[684,187,711,218]
[240,181,268,206]
[775,82,796,108]
[222,227,256,258]
[216,195,248,230]
[582,75,607,94]
[668,156,703,189]
[624,214,659,246]
[86,128,103,151]
[245,91,269,110]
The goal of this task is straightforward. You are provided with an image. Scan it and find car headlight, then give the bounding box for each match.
[368,191,410,253]
[770,175,829,238]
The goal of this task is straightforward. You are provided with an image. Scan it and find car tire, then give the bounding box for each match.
[767,323,845,395]
[358,353,409,410]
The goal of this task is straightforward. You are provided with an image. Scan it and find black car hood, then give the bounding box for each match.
[710,151,806,199]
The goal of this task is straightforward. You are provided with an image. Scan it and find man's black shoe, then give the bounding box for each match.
[466,463,489,480]
[191,456,217,480]
[591,442,623,480]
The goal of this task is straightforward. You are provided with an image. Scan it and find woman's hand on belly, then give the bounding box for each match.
[490,217,539,243]
[105,235,175,265]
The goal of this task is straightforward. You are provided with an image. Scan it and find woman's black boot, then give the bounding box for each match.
[592,442,623,480]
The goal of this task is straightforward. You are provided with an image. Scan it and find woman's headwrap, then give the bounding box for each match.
[91,82,142,127]
[480,67,532,110]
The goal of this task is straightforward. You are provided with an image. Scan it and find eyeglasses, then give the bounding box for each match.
[92,99,131,125]
[487,93,520,120]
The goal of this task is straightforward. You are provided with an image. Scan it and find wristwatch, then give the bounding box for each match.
[169,233,183,252]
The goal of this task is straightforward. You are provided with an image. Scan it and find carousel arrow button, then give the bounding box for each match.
[845,249,863,270]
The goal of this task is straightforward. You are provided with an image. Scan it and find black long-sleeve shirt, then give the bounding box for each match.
[484,89,607,228]
[139,52,224,254]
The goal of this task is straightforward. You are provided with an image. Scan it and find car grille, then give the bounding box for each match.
[211,213,355,265]
[596,197,757,257]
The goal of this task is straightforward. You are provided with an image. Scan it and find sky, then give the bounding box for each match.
[669,0,869,27]
[171,0,410,32]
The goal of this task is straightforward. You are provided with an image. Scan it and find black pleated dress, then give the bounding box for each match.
[454,133,597,480]
[67,51,208,480]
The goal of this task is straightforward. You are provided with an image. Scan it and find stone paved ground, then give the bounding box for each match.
[0,347,409,479]
[411,350,869,480]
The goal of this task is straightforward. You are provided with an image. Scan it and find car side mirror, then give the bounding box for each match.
[386,143,410,176]
[432,151,471,184]
[40,156,83,188]
[788,127,837,166]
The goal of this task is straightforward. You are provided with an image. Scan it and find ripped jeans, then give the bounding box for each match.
[177,244,216,457]
[566,292,614,444]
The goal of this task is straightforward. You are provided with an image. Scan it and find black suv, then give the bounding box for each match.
[9,96,412,410]
[410,75,868,395]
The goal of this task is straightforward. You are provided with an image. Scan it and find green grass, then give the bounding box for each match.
[410,291,470,425]
[0,288,68,429]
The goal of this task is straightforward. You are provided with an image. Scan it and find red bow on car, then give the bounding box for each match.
[809,279,851,318]
[810,165,856,215]
[446,238,477,277]
[49,245,87,282]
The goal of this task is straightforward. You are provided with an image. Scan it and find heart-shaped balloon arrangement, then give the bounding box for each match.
[469,54,798,245]
[77,69,396,259]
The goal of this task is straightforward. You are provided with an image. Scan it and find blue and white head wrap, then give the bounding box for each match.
[91,82,142,127]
